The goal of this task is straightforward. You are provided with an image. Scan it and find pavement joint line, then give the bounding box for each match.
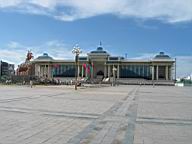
[123,87,139,144]
[136,117,192,125]
[67,120,98,144]
[67,86,139,144]
[1,85,191,144]
[0,107,100,120]
[0,92,67,103]
[137,116,192,122]
[123,103,138,144]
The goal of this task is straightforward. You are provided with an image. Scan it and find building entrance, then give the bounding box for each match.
[158,66,166,79]
[97,70,104,76]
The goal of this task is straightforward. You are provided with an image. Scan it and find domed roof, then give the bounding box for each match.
[36,53,53,60]
[97,46,103,51]
[154,52,171,59]
[90,42,108,54]
[90,48,107,54]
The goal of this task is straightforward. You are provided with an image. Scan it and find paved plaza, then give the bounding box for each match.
[0,85,191,144]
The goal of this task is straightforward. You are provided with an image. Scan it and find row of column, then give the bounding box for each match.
[77,64,120,79]
[36,64,52,78]
[37,64,172,81]
[152,65,171,80]
[107,65,120,79]
[78,65,94,78]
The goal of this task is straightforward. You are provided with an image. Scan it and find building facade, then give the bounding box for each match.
[32,45,175,81]
[0,60,15,77]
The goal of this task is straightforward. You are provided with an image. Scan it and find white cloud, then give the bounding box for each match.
[176,56,192,77]
[0,0,192,23]
[129,53,156,60]
[129,53,192,77]
[0,49,25,66]
[1,43,191,77]
[0,0,22,8]
[0,40,77,68]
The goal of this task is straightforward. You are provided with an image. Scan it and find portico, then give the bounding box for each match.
[151,65,172,81]
[151,52,174,81]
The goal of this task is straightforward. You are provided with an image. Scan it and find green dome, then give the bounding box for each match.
[154,52,171,59]
[36,53,53,60]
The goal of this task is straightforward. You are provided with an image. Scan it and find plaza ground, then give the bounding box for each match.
[0,85,191,144]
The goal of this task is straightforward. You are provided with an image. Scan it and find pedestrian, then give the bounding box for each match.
[30,80,33,88]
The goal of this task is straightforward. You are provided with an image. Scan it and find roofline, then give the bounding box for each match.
[87,53,110,56]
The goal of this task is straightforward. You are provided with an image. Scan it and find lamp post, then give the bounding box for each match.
[72,44,82,90]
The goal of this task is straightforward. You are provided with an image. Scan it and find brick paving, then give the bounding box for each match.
[0,85,191,144]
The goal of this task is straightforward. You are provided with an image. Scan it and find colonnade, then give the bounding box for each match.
[35,64,52,78]
[35,63,172,81]
[106,64,120,79]
[78,65,94,79]
[77,64,120,79]
[151,65,171,80]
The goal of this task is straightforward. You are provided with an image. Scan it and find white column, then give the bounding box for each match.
[117,64,120,79]
[166,65,169,80]
[41,65,43,76]
[108,65,111,78]
[38,65,40,77]
[81,65,83,77]
[47,65,50,78]
[104,64,107,78]
[40,65,42,76]
[43,65,45,77]
[35,64,40,77]
[170,66,173,80]
[156,65,159,80]
[45,65,47,77]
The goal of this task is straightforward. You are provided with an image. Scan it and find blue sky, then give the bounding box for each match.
[0,0,192,77]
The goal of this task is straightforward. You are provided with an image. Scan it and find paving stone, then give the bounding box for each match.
[0,85,191,144]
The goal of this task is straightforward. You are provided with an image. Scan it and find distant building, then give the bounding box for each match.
[0,60,15,77]
[31,44,175,82]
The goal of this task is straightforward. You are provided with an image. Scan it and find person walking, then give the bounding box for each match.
[30,80,33,88]
[29,76,33,88]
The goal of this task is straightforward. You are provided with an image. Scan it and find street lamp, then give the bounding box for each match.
[72,44,82,90]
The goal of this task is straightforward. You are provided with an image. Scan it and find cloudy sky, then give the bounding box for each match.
[0,0,192,77]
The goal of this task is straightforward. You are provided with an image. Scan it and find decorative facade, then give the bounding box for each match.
[32,44,175,81]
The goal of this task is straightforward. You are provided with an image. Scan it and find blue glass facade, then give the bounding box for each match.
[52,65,75,77]
[120,65,151,79]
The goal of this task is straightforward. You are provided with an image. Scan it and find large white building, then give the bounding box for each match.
[32,44,175,83]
